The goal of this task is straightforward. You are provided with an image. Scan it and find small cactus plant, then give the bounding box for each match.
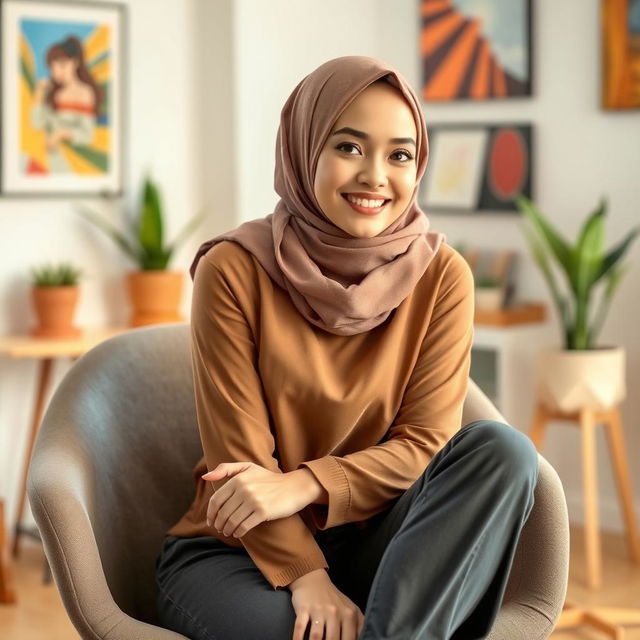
[30,262,83,287]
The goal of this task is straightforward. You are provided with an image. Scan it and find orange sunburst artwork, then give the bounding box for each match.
[420,0,532,101]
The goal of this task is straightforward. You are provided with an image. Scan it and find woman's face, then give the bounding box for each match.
[313,81,418,238]
[50,57,77,85]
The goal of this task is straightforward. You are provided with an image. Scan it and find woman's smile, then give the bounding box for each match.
[341,193,391,216]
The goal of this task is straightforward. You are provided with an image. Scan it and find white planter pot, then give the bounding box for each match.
[535,346,626,412]
[475,287,503,311]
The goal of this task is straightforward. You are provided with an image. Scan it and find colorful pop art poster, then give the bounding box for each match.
[1,0,126,197]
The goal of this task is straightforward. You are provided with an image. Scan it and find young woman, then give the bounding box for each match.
[154,55,539,640]
[30,36,102,173]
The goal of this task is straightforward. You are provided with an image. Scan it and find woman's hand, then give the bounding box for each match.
[288,569,365,640]
[202,462,316,538]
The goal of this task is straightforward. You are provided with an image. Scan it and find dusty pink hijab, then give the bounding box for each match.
[190,55,446,336]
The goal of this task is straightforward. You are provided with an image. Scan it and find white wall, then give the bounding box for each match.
[1,0,639,543]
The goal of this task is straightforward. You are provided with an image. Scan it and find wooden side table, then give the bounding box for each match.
[0,326,129,603]
[529,401,640,637]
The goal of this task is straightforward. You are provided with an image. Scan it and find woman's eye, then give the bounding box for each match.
[336,143,413,162]
[392,150,414,162]
[337,142,359,154]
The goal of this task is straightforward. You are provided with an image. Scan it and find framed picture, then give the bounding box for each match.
[602,0,640,110]
[419,122,533,214]
[0,0,127,197]
[457,246,518,309]
[420,0,533,101]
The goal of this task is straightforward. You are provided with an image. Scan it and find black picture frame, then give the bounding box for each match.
[419,121,534,215]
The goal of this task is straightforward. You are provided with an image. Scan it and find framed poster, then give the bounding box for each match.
[602,0,640,109]
[419,122,533,214]
[420,0,533,101]
[0,0,127,197]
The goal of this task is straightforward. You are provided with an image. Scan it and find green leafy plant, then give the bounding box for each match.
[475,275,502,288]
[75,172,208,270]
[515,194,639,350]
[30,262,83,286]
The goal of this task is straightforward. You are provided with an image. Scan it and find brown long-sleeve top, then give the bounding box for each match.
[166,238,475,590]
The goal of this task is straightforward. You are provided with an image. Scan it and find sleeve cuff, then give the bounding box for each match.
[269,550,330,590]
[297,456,351,530]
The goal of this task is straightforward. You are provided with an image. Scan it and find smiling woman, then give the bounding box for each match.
[313,79,419,238]
[151,55,539,640]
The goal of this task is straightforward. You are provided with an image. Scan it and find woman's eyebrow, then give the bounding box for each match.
[331,126,416,147]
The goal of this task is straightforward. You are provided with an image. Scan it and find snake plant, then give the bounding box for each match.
[515,194,639,350]
[75,173,208,270]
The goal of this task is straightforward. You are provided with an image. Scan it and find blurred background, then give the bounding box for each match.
[1,0,639,637]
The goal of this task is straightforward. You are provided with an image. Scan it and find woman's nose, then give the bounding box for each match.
[358,155,388,188]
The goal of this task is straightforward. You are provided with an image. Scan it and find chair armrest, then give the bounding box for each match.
[27,439,187,639]
[487,455,570,639]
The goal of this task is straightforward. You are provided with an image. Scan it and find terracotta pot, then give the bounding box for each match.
[31,285,82,338]
[126,270,186,327]
[535,346,626,412]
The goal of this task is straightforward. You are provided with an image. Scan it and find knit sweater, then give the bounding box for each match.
[166,238,475,590]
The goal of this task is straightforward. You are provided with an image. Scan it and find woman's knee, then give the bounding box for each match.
[460,419,539,485]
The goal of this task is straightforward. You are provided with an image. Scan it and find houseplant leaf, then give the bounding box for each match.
[76,204,141,264]
[515,194,573,288]
[138,176,164,256]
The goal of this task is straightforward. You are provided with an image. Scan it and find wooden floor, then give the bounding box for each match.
[1,525,639,639]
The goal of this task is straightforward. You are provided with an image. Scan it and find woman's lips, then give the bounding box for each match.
[341,194,390,216]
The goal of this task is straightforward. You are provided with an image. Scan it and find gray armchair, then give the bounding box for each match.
[27,323,569,639]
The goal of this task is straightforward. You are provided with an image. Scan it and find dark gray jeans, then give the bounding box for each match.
[154,419,539,640]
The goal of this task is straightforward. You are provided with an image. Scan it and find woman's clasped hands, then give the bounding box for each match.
[202,461,366,639]
[201,461,313,538]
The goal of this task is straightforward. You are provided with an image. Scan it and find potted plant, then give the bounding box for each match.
[75,172,208,327]
[30,262,84,338]
[515,193,639,412]
[475,275,504,311]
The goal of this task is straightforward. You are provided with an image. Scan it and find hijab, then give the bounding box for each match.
[189,55,446,336]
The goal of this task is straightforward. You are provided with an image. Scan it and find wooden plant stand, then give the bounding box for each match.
[529,402,640,637]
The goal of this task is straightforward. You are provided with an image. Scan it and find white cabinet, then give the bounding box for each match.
[470,321,557,433]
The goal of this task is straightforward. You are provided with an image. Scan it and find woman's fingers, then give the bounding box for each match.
[292,610,311,640]
[228,509,263,538]
[307,614,325,640]
[222,503,255,537]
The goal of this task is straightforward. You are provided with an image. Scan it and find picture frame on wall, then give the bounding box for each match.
[459,247,518,309]
[419,122,533,214]
[602,0,640,110]
[420,0,533,101]
[0,0,127,197]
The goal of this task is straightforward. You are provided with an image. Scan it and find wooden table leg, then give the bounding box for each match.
[0,499,17,603]
[12,357,54,558]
